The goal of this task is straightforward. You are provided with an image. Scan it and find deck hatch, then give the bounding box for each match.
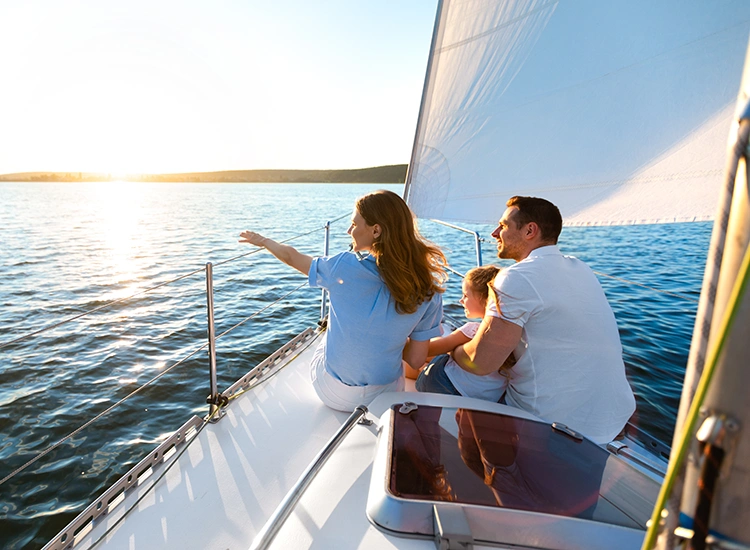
[367,403,661,549]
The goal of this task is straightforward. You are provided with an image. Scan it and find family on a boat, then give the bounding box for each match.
[239,190,635,445]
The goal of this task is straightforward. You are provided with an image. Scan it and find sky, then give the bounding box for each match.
[0,1,437,175]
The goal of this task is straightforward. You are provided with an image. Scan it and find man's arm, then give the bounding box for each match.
[451,316,522,375]
[239,231,312,275]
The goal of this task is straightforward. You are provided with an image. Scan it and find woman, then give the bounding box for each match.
[239,189,447,411]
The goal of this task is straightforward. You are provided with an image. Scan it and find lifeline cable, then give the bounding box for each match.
[0,341,209,487]
[215,282,307,340]
[592,270,700,303]
[0,281,311,487]
[86,329,320,549]
[213,213,350,268]
[442,264,698,303]
[0,266,206,351]
[444,266,466,279]
[1,215,348,350]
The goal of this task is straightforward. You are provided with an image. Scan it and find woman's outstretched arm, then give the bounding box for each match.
[239,231,312,275]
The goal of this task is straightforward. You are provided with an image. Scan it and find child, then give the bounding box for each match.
[416,265,512,402]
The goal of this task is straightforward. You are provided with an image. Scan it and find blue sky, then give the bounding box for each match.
[0,1,437,175]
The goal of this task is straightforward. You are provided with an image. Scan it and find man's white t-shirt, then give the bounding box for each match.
[485,245,636,444]
[444,322,508,402]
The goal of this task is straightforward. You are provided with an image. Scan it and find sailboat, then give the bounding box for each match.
[39,1,750,549]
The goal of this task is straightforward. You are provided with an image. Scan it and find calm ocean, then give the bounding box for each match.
[0,182,709,549]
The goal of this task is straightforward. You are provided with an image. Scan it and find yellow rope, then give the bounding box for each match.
[642,241,750,549]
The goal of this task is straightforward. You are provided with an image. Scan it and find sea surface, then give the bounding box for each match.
[0,182,710,549]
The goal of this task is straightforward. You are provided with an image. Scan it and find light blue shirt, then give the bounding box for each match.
[309,251,443,386]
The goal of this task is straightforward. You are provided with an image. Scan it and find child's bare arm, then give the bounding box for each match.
[428,329,471,357]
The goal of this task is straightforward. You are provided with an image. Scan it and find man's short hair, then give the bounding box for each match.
[506,196,562,244]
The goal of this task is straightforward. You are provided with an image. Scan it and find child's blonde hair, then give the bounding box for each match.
[464,265,500,306]
[466,265,516,375]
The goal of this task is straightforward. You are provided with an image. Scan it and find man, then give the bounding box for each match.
[428,196,635,444]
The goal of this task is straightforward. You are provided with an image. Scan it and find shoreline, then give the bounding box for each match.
[0,164,407,184]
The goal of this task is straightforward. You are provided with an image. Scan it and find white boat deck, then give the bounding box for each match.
[47,329,346,549]
[45,327,663,550]
[264,389,541,550]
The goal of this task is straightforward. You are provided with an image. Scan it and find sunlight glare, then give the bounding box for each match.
[91,181,148,290]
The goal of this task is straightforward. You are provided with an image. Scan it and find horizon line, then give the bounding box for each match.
[0,163,409,178]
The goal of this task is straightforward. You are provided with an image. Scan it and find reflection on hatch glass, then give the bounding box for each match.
[389,405,657,528]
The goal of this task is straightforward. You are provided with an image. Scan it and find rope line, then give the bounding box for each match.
[0,281,309,487]
[216,283,308,340]
[87,330,320,549]
[445,266,466,279]
[0,266,206,351]
[0,341,209,488]
[642,239,750,549]
[444,265,698,303]
[213,213,349,268]
[0,214,349,351]
[592,270,700,303]
[656,117,750,549]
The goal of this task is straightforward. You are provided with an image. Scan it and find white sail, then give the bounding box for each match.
[404,0,750,226]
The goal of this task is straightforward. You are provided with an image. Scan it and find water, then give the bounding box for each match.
[0,182,709,549]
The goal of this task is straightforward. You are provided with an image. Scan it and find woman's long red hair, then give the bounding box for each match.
[356,190,446,314]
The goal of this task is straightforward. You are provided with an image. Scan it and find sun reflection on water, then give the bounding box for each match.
[88,181,149,294]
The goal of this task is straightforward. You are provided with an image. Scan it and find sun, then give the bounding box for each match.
[110,171,130,181]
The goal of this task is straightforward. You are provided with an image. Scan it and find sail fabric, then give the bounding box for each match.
[405,0,750,226]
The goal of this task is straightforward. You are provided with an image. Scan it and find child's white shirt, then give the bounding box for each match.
[444,321,508,401]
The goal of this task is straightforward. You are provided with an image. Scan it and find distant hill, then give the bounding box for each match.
[0,164,408,184]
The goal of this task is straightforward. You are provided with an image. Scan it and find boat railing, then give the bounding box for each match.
[5,214,697,546]
[429,218,484,268]
[249,405,371,550]
[428,218,699,304]
[0,213,344,353]
[0,215,349,491]
[320,221,331,321]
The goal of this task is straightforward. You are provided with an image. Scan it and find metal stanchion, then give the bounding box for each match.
[319,221,331,325]
[473,231,483,267]
[205,263,225,421]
